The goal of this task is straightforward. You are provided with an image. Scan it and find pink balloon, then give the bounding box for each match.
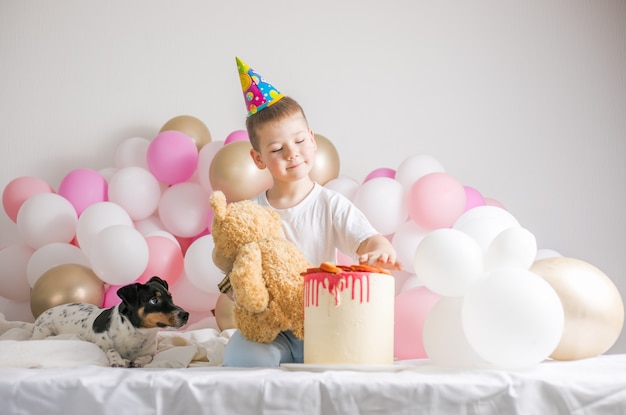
[407,172,466,230]
[103,284,123,308]
[224,130,249,145]
[147,130,198,185]
[485,197,507,210]
[2,176,54,223]
[463,186,486,212]
[394,286,442,360]
[136,235,184,285]
[58,168,108,216]
[363,167,396,183]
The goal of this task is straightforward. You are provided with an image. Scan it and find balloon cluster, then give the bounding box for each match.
[328,155,623,369]
[0,115,341,324]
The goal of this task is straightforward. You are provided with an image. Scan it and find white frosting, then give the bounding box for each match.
[304,272,395,364]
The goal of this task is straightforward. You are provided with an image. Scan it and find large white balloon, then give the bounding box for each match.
[158,182,210,238]
[16,193,78,249]
[395,154,445,191]
[114,136,150,169]
[76,202,133,256]
[462,268,564,369]
[485,227,537,271]
[453,205,521,252]
[108,167,161,221]
[183,235,224,294]
[353,177,407,236]
[391,220,427,274]
[414,228,485,297]
[27,242,90,287]
[325,176,360,201]
[88,225,149,285]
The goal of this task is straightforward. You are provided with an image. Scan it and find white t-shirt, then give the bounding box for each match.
[252,183,380,265]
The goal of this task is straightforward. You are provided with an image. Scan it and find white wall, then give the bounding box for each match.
[1,1,625,351]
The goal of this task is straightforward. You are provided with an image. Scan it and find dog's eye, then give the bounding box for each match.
[149,297,159,305]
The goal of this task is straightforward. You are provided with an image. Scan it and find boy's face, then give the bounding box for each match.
[250,111,317,183]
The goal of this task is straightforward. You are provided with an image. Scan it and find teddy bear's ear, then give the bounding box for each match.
[210,191,228,220]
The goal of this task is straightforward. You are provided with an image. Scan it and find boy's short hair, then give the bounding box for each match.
[246,96,308,151]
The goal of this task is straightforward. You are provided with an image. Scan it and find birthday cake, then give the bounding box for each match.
[302,263,395,365]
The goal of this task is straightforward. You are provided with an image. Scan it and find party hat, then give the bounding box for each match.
[236,57,284,116]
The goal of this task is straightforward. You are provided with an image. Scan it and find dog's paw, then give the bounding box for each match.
[130,355,153,368]
[105,349,130,368]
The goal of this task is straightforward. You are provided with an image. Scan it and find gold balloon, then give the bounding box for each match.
[209,140,273,202]
[310,134,340,185]
[30,264,105,319]
[160,115,212,151]
[214,294,236,331]
[530,257,624,360]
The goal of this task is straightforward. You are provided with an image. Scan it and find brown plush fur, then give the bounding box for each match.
[210,191,312,343]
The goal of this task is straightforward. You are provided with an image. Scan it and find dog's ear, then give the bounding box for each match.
[117,283,140,305]
[148,276,168,289]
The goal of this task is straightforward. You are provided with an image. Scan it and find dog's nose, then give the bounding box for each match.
[179,310,189,322]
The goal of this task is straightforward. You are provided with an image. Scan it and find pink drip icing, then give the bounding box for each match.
[304,273,371,307]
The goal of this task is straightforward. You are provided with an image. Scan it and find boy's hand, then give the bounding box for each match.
[358,252,402,271]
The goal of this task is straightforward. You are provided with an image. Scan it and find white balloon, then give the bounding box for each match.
[325,176,360,201]
[462,268,564,369]
[158,182,210,238]
[76,202,133,256]
[391,220,428,274]
[485,227,537,271]
[27,242,90,287]
[115,136,150,169]
[399,274,423,292]
[353,177,407,236]
[89,225,149,285]
[108,167,161,221]
[395,154,445,191]
[16,193,78,249]
[453,206,521,252]
[423,297,489,368]
[134,215,166,236]
[183,235,224,294]
[414,228,485,297]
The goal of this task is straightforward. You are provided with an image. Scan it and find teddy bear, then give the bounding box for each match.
[209,190,312,343]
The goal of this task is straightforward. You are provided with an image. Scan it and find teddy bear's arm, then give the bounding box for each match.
[230,242,270,313]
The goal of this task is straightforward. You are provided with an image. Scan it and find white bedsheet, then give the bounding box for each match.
[1,354,626,415]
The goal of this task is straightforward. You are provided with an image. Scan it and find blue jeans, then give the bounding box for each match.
[222,330,304,367]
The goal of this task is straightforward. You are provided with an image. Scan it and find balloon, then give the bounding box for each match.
[530,257,624,360]
[196,140,224,193]
[407,172,466,230]
[310,134,340,185]
[453,205,521,252]
[485,227,537,271]
[224,129,249,145]
[76,201,133,256]
[535,248,562,261]
[2,176,54,223]
[103,284,123,308]
[363,167,395,183]
[414,228,485,297]
[324,176,360,201]
[0,297,34,323]
[30,264,105,318]
[484,197,506,209]
[136,235,184,285]
[0,244,35,302]
[58,168,108,216]
[183,235,224,294]
[169,272,220,311]
[134,215,167,236]
[27,242,90,287]
[147,130,199,185]
[114,136,150,169]
[462,268,564,369]
[159,115,212,151]
[399,274,423,292]
[353,177,407,236]
[391,220,428,274]
[214,294,237,331]
[16,193,78,249]
[463,186,485,212]
[423,297,489,368]
[209,140,272,202]
[395,154,445,191]
[88,225,149,285]
[158,182,210,238]
[393,286,441,360]
[107,166,161,221]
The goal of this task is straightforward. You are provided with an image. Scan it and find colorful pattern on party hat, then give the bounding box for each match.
[236,57,284,116]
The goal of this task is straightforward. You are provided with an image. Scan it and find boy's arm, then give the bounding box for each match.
[357,234,402,270]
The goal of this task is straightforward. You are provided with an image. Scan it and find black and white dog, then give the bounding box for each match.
[31,276,189,368]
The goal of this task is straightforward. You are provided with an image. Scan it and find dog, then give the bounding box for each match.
[31,276,189,368]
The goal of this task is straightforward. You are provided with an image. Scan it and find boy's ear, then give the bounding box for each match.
[250,148,266,169]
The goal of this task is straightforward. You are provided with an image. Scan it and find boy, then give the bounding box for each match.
[221,58,400,367]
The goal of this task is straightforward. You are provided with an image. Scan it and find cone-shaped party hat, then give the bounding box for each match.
[236,57,284,116]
